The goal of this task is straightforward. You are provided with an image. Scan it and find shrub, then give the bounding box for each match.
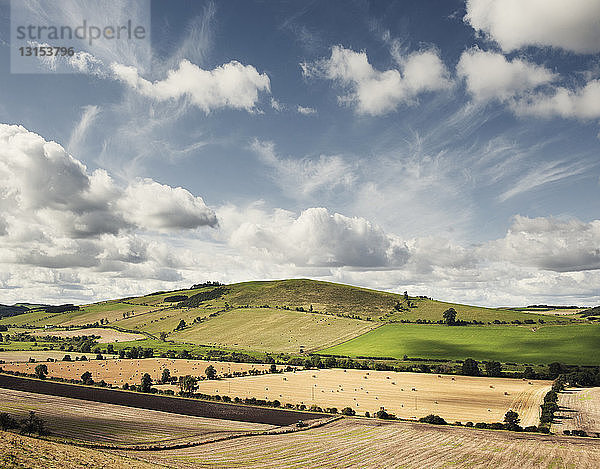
[341,407,356,416]
[419,414,447,425]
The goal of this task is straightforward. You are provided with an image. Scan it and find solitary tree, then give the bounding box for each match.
[140,373,152,393]
[504,410,521,430]
[159,331,168,341]
[462,358,480,376]
[161,368,171,383]
[20,411,45,435]
[442,308,457,325]
[205,365,217,380]
[34,364,48,380]
[81,371,94,385]
[179,375,198,395]
[175,320,186,331]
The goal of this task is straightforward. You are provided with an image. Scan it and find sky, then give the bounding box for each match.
[0,0,599,306]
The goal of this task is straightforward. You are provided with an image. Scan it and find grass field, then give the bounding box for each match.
[552,387,600,435]
[321,323,600,365]
[192,368,550,425]
[170,307,378,353]
[0,388,274,447]
[116,417,600,469]
[0,358,283,386]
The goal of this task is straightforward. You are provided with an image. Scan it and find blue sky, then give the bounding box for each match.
[1,0,599,306]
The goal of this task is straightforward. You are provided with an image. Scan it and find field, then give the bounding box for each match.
[192,368,550,425]
[552,387,600,436]
[0,387,274,447]
[170,307,378,352]
[114,417,600,469]
[321,323,600,365]
[0,350,102,362]
[0,358,283,386]
[0,430,159,469]
[32,327,145,343]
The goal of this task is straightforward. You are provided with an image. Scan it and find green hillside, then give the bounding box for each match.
[321,323,600,365]
[1,279,590,363]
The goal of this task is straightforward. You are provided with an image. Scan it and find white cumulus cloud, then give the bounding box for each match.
[302,45,452,115]
[465,0,600,53]
[457,48,556,102]
[112,59,271,113]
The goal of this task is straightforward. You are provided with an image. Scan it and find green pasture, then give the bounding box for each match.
[320,323,600,365]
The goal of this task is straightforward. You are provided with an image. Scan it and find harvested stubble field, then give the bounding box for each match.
[0,388,273,447]
[0,358,281,386]
[113,417,600,469]
[0,430,159,469]
[194,369,551,425]
[32,327,145,343]
[0,350,100,363]
[552,387,600,435]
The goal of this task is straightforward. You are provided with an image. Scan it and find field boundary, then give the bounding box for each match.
[0,374,325,426]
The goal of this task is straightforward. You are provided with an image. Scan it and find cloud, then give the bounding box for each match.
[482,215,600,272]
[498,159,592,201]
[68,105,101,155]
[302,45,452,115]
[297,105,317,115]
[512,80,600,119]
[457,48,556,102]
[0,123,216,248]
[119,178,217,231]
[112,59,271,113]
[251,139,355,198]
[218,204,408,268]
[465,0,600,53]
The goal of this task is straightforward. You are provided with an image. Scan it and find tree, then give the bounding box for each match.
[341,407,356,416]
[205,365,217,380]
[442,308,457,325]
[485,361,502,377]
[269,364,277,373]
[161,368,171,383]
[81,371,94,385]
[462,358,480,376]
[159,331,168,341]
[140,373,152,393]
[34,364,48,380]
[179,375,198,394]
[419,414,447,425]
[62,354,72,361]
[0,412,17,431]
[175,320,186,331]
[106,344,114,354]
[548,362,565,379]
[20,411,45,435]
[0,332,3,342]
[504,410,521,430]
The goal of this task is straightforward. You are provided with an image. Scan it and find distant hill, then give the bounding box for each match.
[0,304,31,318]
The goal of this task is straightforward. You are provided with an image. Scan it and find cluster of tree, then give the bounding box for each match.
[43,304,79,314]
[191,281,224,289]
[540,379,564,427]
[177,287,229,308]
[122,311,135,318]
[163,295,188,303]
[0,411,46,435]
[117,346,154,359]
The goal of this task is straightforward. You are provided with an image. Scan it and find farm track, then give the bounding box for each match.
[113,418,600,468]
[0,374,325,426]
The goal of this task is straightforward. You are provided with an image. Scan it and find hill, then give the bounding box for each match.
[0,279,587,357]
